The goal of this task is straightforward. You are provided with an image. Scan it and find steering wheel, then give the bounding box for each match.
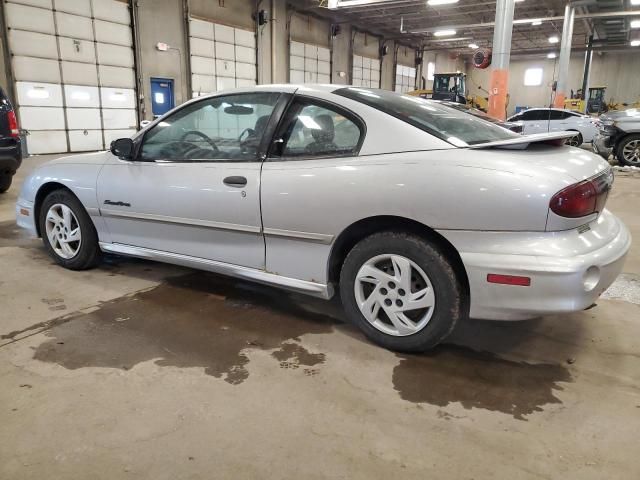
[180,130,219,153]
[238,127,255,143]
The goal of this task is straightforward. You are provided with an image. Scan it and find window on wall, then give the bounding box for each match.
[290,41,331,84]
[395,64,416,93]
[524,68,543,86]
[188,18,257,97]
[352,55,381,88]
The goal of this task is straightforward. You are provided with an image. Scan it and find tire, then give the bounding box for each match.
[0,174,12,193]
[39,189,101,270]
[616,134,640,167]
[339,232,466,352]
[567,132,583,147]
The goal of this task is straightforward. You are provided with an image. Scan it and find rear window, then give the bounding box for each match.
[334,87,519,146]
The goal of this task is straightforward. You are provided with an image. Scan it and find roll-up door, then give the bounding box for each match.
[352,55,381,88]
[188,17,257,97]
[289,41,331,84]
[395,64,417,93]
[4,0,137,154]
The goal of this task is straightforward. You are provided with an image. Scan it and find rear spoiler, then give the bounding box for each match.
[468,131,577,150]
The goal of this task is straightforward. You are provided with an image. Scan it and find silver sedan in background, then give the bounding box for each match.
[16,85,630,352]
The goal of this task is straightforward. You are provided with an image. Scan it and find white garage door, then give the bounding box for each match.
[5,0,137,154]
[395,64,417,93]
[188,17,257,97]
[353,55,380,88]
[289,41,331,84]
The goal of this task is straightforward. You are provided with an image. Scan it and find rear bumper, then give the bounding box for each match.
[0,137,23,174]
[439,210,631,320]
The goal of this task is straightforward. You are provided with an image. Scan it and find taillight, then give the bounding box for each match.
[550,171,612,218]
[7,110,19,137]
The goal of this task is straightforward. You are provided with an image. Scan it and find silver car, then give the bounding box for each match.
[16,85,631,352]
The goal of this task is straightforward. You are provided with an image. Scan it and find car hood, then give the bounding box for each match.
[600,108,640,122]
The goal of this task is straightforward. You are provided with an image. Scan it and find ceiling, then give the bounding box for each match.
[290,0,639,55]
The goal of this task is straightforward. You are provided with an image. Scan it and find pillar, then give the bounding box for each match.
[553,4,575,108]
[487,0,515,120]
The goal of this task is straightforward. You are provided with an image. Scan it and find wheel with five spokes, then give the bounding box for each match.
[616,134,640,167]
[39,189,101,270]
[340,231,466,352]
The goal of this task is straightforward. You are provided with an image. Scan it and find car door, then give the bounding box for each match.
[546,110,566,133]
[520,110,547,134]
[260,95,365,283]
[97,91,286,269]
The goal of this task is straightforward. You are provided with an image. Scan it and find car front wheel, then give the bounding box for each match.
[567,132,583,147]
[339,232,466,352]
[616,134,640,167]
[39,189,101,270]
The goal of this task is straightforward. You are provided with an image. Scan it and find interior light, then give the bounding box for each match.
[427,0,459,5]
[434,29,456,36]
[549,36,559,43]
[27,88,49,99]
[631,20,640,28]
[531,19,542,26]
[631,40,640,46]
[468,43,479,49]
[547,52,557,58]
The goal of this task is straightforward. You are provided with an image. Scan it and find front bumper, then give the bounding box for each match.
[15,198,37,237]
[439,210,631,320]
[592,132,613,160]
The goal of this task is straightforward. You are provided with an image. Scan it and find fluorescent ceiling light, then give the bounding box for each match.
[549,36,559,43]
[631,20,640,28]
[427,0,459,5]
[434,29,456,36]
[547,52,557,58]
[531,19,542,26]
[631,40,640,46]
[468,43,479,49]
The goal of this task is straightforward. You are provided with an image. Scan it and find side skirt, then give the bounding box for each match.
[99,242,334,300]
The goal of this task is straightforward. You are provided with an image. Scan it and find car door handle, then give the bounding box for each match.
[223,176,247,187]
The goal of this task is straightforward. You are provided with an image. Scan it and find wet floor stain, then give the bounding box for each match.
[392,344,572,420]
[0,220,40,248]
[33,271,336,384]
[272,342,326,371]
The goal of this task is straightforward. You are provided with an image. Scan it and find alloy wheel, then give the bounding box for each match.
[622,140,640,164]
[354,254,436,336]
[45,203,82,259]
[567,135,580,147]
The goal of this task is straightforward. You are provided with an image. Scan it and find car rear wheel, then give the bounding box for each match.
[39,189,101,270]
[0,174,12,193]
[616,134,640,167]
[339,232,465,352]
[567,132,583,147]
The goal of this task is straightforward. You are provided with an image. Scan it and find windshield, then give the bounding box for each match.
[335,87,518,146]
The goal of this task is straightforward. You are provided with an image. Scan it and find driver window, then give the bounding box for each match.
[140,92,280,161]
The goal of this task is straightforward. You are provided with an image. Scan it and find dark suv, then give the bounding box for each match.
[0,86,24,193]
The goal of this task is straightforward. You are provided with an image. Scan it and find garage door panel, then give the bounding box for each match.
[8,31,57,59]
[190,18,214,40]
[353,67,362,80]
[16,82,63,107]
[215,42,235,61]
[97,43,134,68]
[55,12,94,40]
[13,56,60,83]
[100,87,135,109]
[62,61,98,85]
[216,60,235,78]
[290,41,304,57]
[92,0,130,25]
[103,129,135,145]
[305,71,317,83]
[190,56,215,75]
[304,58,317,73]
[236,78,256,88]
[190,37,215,58]
[318,74,330,84]
[235,46,254,64]
[353,55,363,68]
[19,106,65,130]
[102,108,136,129]
[24,130,67,153]
[234,28,254,48]
[318,61,330,75]
[304,44,318,59]
[192,74,216,93]
[66,108,101,129]
[290,70,304,83]
[371,69,380,82]
[214,24,234,43]
[5,3,54,34]
[68,129,104,151]
[94,20,132,46]
[98,65,135,88]
[235,63,255,80]
[362,57,371,69]
[55,0,91,16]
[8,0,51,7]
[65,85,100,107]
[290,55,304,71]
[318,47,330,62]
[216,77,235,92]
[59,37,96,63]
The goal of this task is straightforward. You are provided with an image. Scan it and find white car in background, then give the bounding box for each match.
[507,108,599,146]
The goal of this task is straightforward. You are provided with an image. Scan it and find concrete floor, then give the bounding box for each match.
[1,154,639,480]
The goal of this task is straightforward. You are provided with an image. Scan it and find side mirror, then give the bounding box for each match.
[110,138,134,160]
[140,120,151,128]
